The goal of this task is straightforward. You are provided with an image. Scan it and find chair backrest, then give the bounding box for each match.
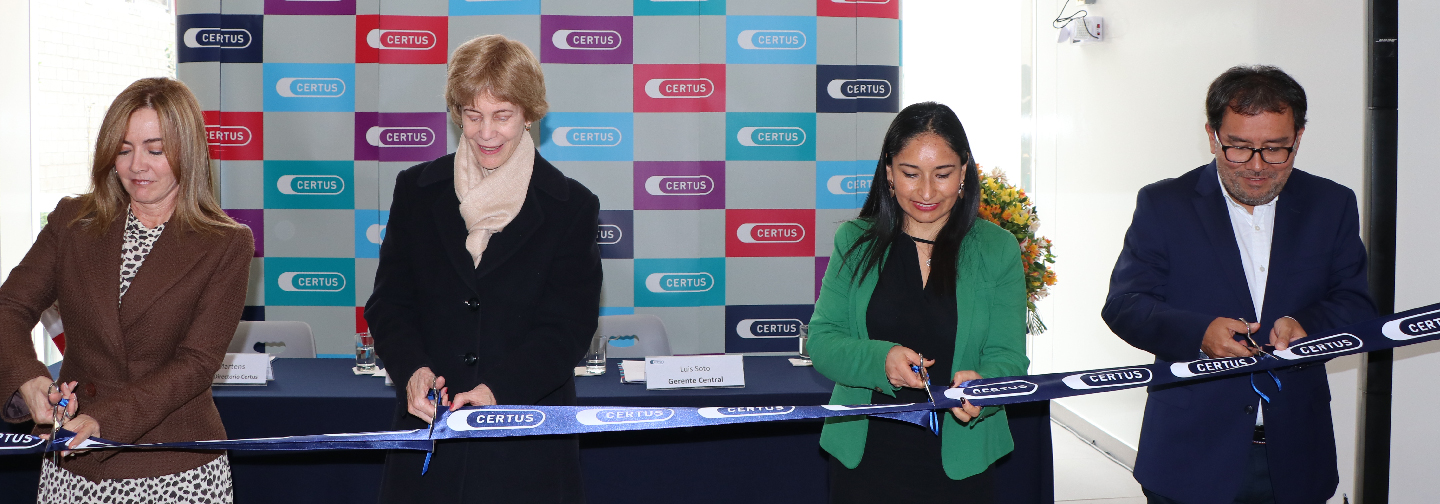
[597,314,670,358]
[229,321,317,358]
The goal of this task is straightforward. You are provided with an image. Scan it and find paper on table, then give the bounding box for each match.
[620,360,646,383]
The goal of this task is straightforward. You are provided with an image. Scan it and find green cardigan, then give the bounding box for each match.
[809,218,1030,480]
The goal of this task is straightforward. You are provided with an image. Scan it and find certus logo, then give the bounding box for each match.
[736,127,806,147]
[365,126,435,148]
[576,408,675,425]
[446,409,546,431]
[697,406,795,418]
[948,379,1039,400]
[277,272,346,292]
[207,125,252,147]
[183,27,251,49]
[276,78,346,98]
[0,433,43,451]
[1170,356,1259,378]
[1273,333,1363,360]
[178,14,263,64]
[277,175,345,195]
[827,174,873,195]
[645,272,714,293]
[1382,308,1440,341]
[826,78,892,100]
[644,78,714,99]
[736,223,805,244]
[553,127,622,147]
[645,175,714,196]
[552,30,623,50]
[738,29,806,50]
[1061,368,1152,390]
[366,29,436,50]
[736,319,803,338]
[596,224,622,245]
[816,66,900,113]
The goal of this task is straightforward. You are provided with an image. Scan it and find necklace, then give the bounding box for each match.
[907,234,935,266]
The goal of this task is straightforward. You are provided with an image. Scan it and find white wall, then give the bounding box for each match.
[1389,1,1440,500]
[0,0,32,284]
[0,0,177,362]
[29,0,177,213]
[901,1,1021,180]
[1027,1,1366,501]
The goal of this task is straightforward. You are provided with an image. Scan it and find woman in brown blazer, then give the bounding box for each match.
[0,78,253,502]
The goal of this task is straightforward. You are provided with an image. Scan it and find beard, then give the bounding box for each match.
[1219,167,1291,207]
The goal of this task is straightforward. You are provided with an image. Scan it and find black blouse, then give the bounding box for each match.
[829,235,991,499]
[867,234,959,405]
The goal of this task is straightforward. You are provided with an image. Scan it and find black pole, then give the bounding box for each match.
[1357,0,1397,502]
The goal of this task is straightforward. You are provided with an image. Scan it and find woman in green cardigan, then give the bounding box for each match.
[808,102,1028,502]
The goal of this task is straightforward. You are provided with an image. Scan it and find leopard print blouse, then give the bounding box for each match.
[118,208,165,304]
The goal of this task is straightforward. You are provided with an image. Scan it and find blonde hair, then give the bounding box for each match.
[445,35,548,126]
[74,77,238,234]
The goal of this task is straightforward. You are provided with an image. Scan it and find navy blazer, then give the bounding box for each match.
[1102,162,1374,504]
[365,151,602,503]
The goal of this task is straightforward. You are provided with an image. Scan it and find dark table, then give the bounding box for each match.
[2,358,1051,503]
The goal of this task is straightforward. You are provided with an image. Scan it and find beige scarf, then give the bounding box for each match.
[454,132,534,267]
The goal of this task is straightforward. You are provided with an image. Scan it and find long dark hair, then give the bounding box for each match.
[845,102,979,294]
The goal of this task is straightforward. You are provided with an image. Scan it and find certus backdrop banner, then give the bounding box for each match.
[179,0,900,357]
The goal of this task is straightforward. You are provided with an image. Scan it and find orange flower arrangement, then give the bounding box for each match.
[977,167,1057,334]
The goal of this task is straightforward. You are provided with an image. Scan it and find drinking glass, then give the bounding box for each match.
[797,324,812,363]
[585,333,607,375]
[355,331,377,372]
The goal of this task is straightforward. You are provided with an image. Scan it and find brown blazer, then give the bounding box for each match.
[0,197,253,481]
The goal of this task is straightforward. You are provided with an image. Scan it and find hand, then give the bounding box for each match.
[449,384,497,411]
[405,367,449,424]
[884,346,933,389]
[1270,317,1308,351]
[60,414,99,457]
[950,371,983,422]
[1200,318,1261,359]
[19,377,76,426]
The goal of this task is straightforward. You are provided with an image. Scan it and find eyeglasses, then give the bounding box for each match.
[1213,132,1296,165]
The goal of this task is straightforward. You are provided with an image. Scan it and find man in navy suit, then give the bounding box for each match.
[1102,65,1375,504]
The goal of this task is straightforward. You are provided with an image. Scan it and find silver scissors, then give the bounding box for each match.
[909,354,941,435]
[909,353,937,404]
[426,379,441,438]
[1238,318,1275,359]
[48,382,70,465]
[422,379,441,474]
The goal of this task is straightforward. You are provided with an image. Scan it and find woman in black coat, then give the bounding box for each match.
[364,34,602,503]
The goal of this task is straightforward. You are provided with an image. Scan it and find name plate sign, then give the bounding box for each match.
[213,353,270,385]
[645,355,745,390]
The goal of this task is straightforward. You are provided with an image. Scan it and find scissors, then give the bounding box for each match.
[909,354,941,435]
[1238,318,1275,359]
[47,382,70,465]
[909,354,937,404]
[422,380,442,474]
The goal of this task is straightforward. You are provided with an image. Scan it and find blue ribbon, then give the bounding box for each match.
[5,302,1440,459]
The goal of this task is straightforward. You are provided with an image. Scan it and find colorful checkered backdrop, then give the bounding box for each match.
[178,0,900,358]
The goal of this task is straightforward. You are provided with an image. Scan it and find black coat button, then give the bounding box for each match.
[465,298,480,311]
[1245,405,1255,414]
[462,352,478,366]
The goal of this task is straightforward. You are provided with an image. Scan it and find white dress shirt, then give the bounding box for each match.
[1217,169,1276,426]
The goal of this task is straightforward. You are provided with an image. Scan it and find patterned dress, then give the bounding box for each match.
[38,208,234,504]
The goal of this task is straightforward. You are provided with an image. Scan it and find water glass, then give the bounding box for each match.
[585,333,608,375]
[355,332,377,372]
[797,324,811,361]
